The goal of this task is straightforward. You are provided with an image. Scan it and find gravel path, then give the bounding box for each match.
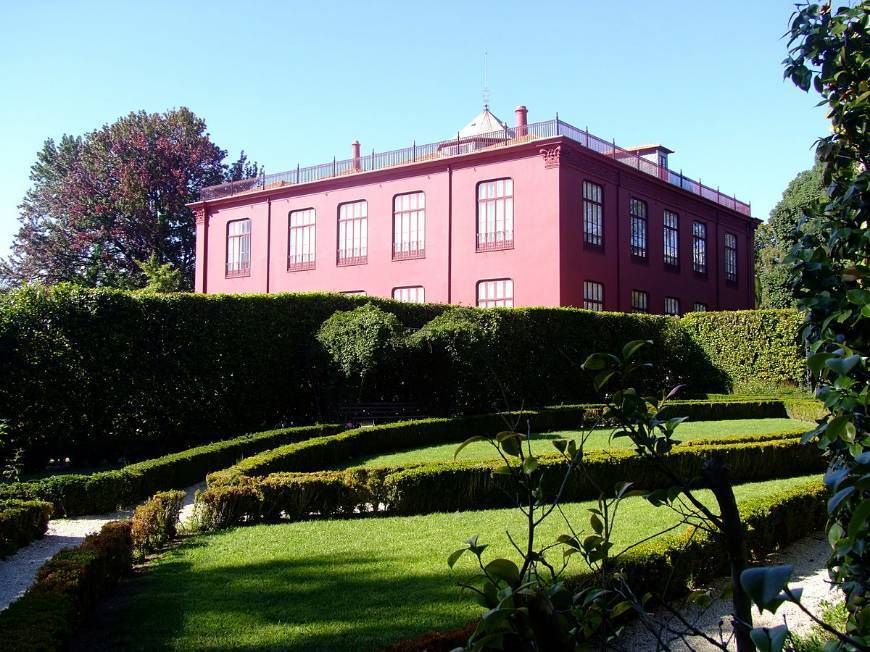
[618,533,839,651]
[0,482,204,612]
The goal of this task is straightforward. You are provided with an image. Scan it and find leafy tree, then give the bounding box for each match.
[756,164,826,308]
[136,254,183,293]
[224,150,261,182]
[0,108,257,290]
[781,1,869,648]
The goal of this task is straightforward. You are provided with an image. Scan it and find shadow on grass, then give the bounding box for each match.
[76,533,477,652]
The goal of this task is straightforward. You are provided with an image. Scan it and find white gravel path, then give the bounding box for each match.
[0,481,204,612]
[618,532,839,651]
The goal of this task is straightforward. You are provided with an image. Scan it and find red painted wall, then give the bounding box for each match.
[194,137,756,313]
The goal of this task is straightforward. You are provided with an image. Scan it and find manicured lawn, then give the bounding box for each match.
[98,474,820,652]
[344,418,814,469]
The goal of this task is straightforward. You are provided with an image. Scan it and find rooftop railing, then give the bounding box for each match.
[200,119,750,216]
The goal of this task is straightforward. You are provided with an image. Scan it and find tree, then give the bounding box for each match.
[756,164,826,308]
[1,108,258,290]
[783,1,869,647]
[136,254,183,293]
[224,150,261,182]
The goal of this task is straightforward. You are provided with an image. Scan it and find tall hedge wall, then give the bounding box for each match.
[0,285,806,468]
[680,309,807,393]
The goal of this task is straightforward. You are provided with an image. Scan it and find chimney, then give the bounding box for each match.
[352,140,361,171]
[515,105,528,137]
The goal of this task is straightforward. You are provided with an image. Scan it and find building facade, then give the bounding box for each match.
[190,106,759,314]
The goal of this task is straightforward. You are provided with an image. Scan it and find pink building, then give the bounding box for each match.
[190,106,759,314]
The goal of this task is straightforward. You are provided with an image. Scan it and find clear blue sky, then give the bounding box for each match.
[0,1,826,255]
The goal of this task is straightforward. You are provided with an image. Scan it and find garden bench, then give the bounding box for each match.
[338,402,424,427]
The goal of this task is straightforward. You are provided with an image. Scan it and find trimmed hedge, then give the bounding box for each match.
[130,489,185,560]
[0,520,133,651]
[198,430,822,527]
[0,498,52,558]
[0,423,341,517]
[681,309,806,393]
[205,400,795,487]
[0,285,807,468]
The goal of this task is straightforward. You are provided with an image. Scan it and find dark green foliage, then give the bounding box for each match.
[0,520,132,652]
[317,303,408,401]
[756,165,826,309]
[0,284,807,468]
[0,423,340,517]
[681,309,807,393]
[0,498,52,557]
[130,490,185,560]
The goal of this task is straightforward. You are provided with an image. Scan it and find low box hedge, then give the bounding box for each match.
[197,431,822,527]
[0,423,341,517]
[206,400,798,487]
[0,498,53,558]
[0,519,133,651]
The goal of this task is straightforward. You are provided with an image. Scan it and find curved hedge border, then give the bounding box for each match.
[0,498,52,558]
[197,428,822,528]
[206,399,809,487]
[0,423,340,517]
[0,520,132,651]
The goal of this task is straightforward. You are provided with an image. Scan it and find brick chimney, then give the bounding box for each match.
[515,105,528,137]
[352,140,361,171]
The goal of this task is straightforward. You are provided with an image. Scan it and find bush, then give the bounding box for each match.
[206,400,799,488]
[130,490,185,559]
[681,309,806,393]
[0,520,132,651]
[0,285,806,468]
[0,498,52,557]
[317,303,408,401]
[0,423,340,517]
[198,431,821,527]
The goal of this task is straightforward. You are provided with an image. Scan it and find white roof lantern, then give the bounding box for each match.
[457,107,508,138]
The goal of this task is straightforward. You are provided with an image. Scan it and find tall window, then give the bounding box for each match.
[477,178,514,251]
[631,290,649,313]
[693,302,708,312]
[664,296,681,315]
[287,209,316,271]
[393,192,425,260]
[226,218,251,278]
[725,232,738,282]
[584,281,604,311]
[629,198,648,259]
[583,181,603,247]
[337,200,367,266]
[477,279,514,307]
[663,210,679,267]
[692,221,707,274]
[392,286,425,303]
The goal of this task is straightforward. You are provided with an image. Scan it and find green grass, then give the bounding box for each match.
[343,418,814,469]
[100,474,820,652]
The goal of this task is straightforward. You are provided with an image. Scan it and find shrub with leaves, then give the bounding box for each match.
[130,489,185,559]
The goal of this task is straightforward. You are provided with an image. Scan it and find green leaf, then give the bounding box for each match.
[621,340,651,362]
[499,435,522,457]
[610,600,633,619]
[847,498,870,538]
[749,625,789,652]
[454,436,485,460]
[581,352,619,371]
[485,558,520,584]
[522,457,538,474]
[448,548,466,569]
[740,566,793,612]
[824,354,860,375]
[827,486,854,514]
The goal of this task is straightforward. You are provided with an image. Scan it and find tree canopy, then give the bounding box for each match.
[1,108,258,290]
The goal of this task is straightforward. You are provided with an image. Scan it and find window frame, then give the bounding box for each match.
[225,218,252,278]
[392,191,426,261]
[583,280,604,311]
[631,289,650,313]
[287,208,316,272]
[629,197,648,260]
[693,302,708,312]
[692,221,708,275]
[582,181,604,249]
[337,200,368,266]
[476,178,514,252]
[392,285,425,303]
[724,232,738,283]
[664,296,681,316]
[476,278,514,308]
[663,209,679,269]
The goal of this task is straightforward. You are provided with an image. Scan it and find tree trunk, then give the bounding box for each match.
[703,455,754,652]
